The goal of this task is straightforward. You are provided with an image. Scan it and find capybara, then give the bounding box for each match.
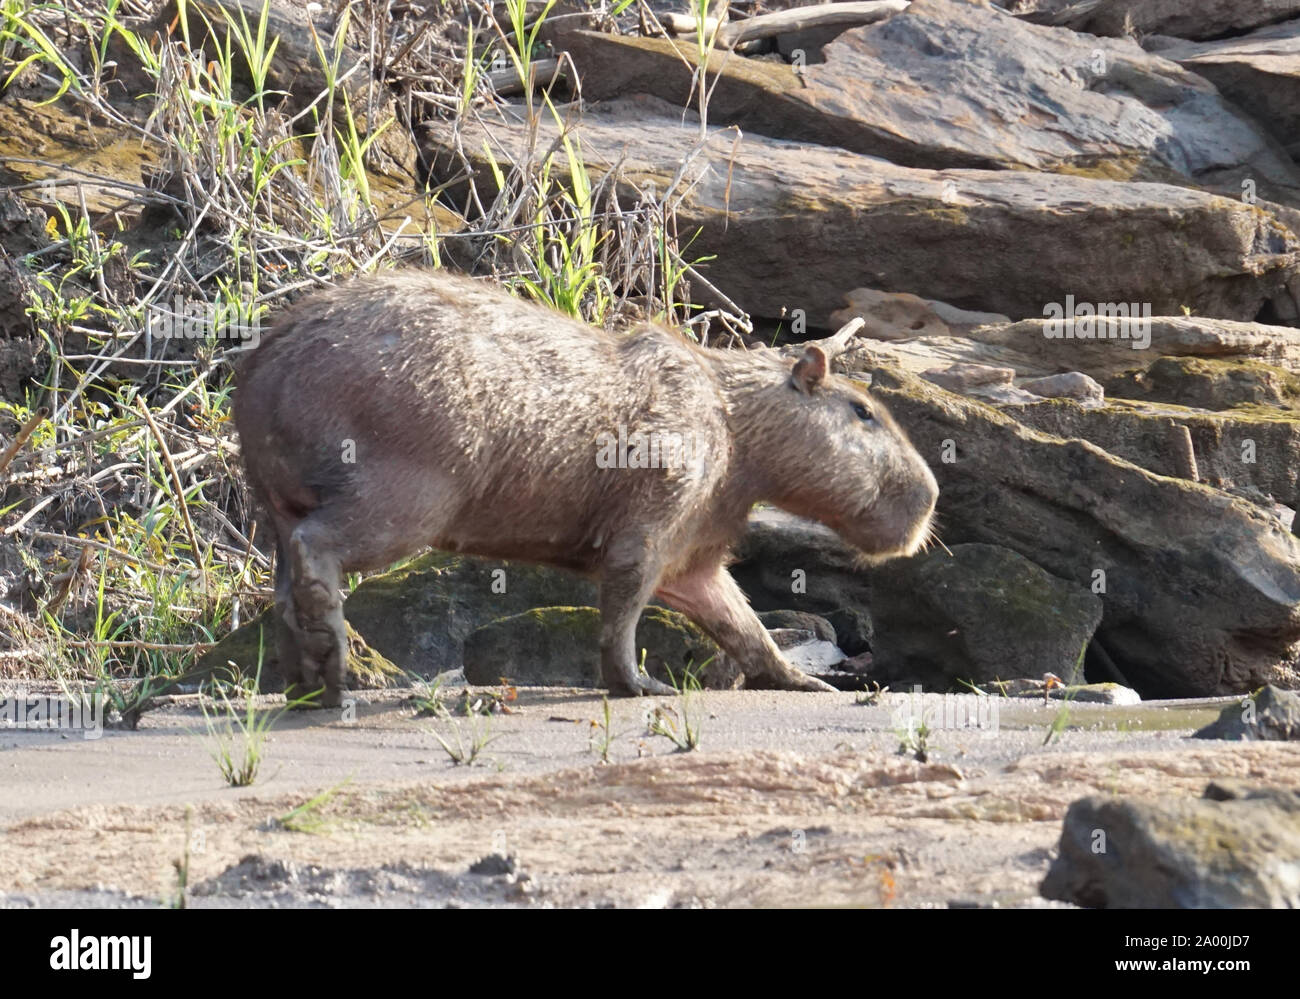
[234,270,938,705]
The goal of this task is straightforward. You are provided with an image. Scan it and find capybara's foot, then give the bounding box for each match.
[284,682,327,708]
[317,685,345,710]
[604,672,677,697]
[756,669,837,693]
[786,672,837,693]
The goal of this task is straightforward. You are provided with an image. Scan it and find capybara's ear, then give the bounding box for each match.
[790,344,829,394]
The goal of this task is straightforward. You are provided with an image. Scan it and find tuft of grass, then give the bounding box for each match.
[200,643,314,786]
[894,685,934,762]
[432,715,500,767]
[895,716,932,763]
[168,805,194,910]
[855,681,888,706]
[275,778,352,834]
[645,661,706,752]
[1043,642,1090,746]
[588,694,618,763]
[410,674,451,719]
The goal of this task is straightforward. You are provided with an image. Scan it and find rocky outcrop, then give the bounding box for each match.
[1008,397,1300,512]
[1194,684,1300,740]
[420,100,1299,325]
[867,365,1300,696]
[1102,356,1300,409]
[1010,0,1300,41]
[1154,20,1300,159]
[863,544,1102,690]
[732,514,1105,689]
[1041,783,1300,908]
[838,317,1300,385]
[562,0,1300,204]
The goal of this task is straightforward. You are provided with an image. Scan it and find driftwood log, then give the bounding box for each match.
[661,0,909,49]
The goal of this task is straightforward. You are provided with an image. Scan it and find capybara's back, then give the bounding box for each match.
[236,270,725,574]
[235,268,937,706]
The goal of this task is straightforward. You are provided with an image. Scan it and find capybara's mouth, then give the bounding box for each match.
[840,490,939,563]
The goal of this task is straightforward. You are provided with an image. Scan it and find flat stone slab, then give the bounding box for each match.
[562,0,1300,204]
[421,97,1299,325]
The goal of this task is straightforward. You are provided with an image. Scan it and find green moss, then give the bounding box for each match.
[519,605,598,632]
[195,617,404,692]
[891,199,971,226]
[1105,356,1300,414]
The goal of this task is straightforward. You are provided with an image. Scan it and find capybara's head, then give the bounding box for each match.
[747,328,938,559]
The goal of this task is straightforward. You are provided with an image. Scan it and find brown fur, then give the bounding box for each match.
[234,269,938,704]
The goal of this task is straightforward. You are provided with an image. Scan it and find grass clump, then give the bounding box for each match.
[645,662,707,752]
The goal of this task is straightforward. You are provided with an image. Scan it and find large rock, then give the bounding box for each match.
[342,552,597,674]
[1155,21,1300,159]
[1102,355,1300,409]
[200,551,599,689]
[921,362,1042,404]
[865,544,1102,689]
[419,99,1299,325]
[1009,396,1300,511]
[732,515,1103,688]
[1041,784,1300,908]
[756,609,838,643]
[1010,0,1300,41]
[837,317,1300,389]
[562,0,1300,204]
[1194,684,1300,740]
[964,317,1300,379]
[826,288,953,339]
[462,606,721,688]
[839,333,1050,381]
[731,509,876,618]
[1019,372,1105,406]
[867,365,1300,696]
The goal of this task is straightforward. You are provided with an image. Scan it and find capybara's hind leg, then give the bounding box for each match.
[599,535,676,697]
[272,537,305,696]
[285,521,347,708]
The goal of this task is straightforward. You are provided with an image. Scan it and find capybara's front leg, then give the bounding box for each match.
[599,537,676,697]
[656,567,835,692]
[285,526,347,708]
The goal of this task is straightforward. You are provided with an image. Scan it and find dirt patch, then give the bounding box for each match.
[1,686,1291,908]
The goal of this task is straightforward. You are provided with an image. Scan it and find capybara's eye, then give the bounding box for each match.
[852,402,874,423]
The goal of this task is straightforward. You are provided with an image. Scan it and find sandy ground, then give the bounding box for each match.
[1,683,1297,908]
